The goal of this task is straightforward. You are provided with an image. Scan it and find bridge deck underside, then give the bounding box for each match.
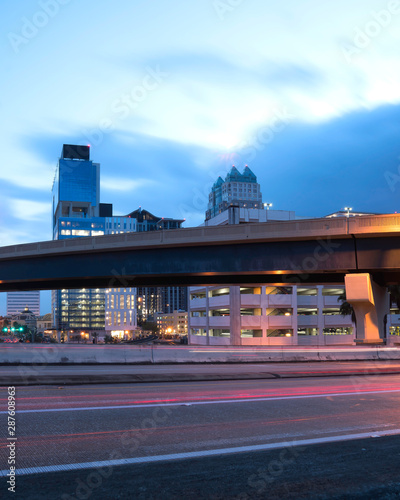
[1,236,400,291]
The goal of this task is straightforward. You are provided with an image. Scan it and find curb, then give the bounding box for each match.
[2,368,400,385]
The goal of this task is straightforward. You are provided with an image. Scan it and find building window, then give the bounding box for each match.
[210,308,230,316]
[241,329,262,338]
[210,329,230,337]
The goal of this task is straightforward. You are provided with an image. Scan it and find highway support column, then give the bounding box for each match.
[344,273,389,344]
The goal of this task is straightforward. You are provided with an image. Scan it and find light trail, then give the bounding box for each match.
[2,387,400,414]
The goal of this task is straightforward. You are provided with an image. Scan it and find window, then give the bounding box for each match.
[191,328,207,336]
[241,329,262,338]
[210,329,230,337]
[267,329,293,337]
[209,288,230,297]
[210,308,230,316]
[240,287,261,295]
[240,308,261,316]
[71,230,90,236]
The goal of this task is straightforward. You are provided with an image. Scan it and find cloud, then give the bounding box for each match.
[10,199,51,222]
[101,176,155,192]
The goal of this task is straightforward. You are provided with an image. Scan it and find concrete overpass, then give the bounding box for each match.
[2,213,400,344]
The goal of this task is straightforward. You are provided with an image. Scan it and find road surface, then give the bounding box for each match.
[2,376,400,498]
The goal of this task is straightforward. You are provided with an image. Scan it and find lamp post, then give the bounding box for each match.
[264,202,272,221]
[344,206,353,218]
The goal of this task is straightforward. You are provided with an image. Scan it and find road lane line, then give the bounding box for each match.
[2,428,400,477]
[2,388,400,414]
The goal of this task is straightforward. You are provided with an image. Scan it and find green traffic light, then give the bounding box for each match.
[19,327,23,331]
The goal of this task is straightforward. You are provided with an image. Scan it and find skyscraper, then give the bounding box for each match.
[205,165,263,220]
[51,145,109,334]
[7,291,40,316]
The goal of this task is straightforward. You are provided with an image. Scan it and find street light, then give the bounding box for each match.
[264,203,273,221]
[344,207,353,217]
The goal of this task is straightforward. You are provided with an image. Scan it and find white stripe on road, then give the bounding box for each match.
[1,428,400,477]
[2,388,400,414]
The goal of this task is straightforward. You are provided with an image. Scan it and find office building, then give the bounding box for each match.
[206,165,263,220]
[7,291,40,316]
[51,145,108,336]
[156,310,188,336]
[105,288,137,339]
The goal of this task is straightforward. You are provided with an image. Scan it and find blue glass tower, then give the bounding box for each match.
[51,145,106,336]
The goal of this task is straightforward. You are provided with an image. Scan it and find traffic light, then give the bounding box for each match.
[19,327,23,331]
[2,327,7,332]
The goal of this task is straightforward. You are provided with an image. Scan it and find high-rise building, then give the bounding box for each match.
[159,286,187,315]
[51,145,187,338]
[51,145,108,335]
[7,291,40,316]
[206,165,263,220]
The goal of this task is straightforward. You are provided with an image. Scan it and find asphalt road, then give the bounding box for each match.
[2,376,400,498]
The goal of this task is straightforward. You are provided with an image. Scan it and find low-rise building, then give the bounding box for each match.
[156,310,188,336]
[188,285,354,346]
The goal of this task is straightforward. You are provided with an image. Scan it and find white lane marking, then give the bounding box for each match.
[1,388,400,414]
[189,348,400,352]
[1,428,400,477]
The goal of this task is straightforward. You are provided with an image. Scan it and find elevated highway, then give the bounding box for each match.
[0,214,400,291]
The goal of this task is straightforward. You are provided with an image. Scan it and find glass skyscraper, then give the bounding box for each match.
[51,145,108,335]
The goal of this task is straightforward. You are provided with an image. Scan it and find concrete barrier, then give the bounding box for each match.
[1,344,400,364]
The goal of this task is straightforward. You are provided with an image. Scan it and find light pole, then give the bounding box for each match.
[344,206,352,218]
[264,203,272,221]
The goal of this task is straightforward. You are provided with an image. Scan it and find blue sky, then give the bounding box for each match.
[1,0,400,313]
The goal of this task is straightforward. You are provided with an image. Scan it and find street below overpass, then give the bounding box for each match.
[2,375,400,498]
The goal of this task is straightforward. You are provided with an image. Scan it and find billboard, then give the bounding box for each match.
[62,144,90,161]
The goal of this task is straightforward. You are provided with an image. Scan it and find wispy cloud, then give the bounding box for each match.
[101,176,155,192]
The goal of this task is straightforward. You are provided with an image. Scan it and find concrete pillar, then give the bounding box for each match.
[292,286,298,345]
[317,286,324,346]
[205,287,210,346]
[57,330,61,343]
[345,273,389,344]
[230,286,241,346]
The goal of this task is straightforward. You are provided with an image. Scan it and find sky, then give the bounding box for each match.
[1,0,400,314]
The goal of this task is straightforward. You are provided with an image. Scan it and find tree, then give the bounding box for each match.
[141,321,159,334]
[337,292,356,324]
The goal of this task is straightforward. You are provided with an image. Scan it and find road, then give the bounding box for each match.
[2,376,400,498]
[4,360,400,385]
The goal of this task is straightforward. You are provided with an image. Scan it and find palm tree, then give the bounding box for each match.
[337,292,356,324]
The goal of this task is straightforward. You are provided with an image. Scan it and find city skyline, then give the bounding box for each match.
[2,0,400,314]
